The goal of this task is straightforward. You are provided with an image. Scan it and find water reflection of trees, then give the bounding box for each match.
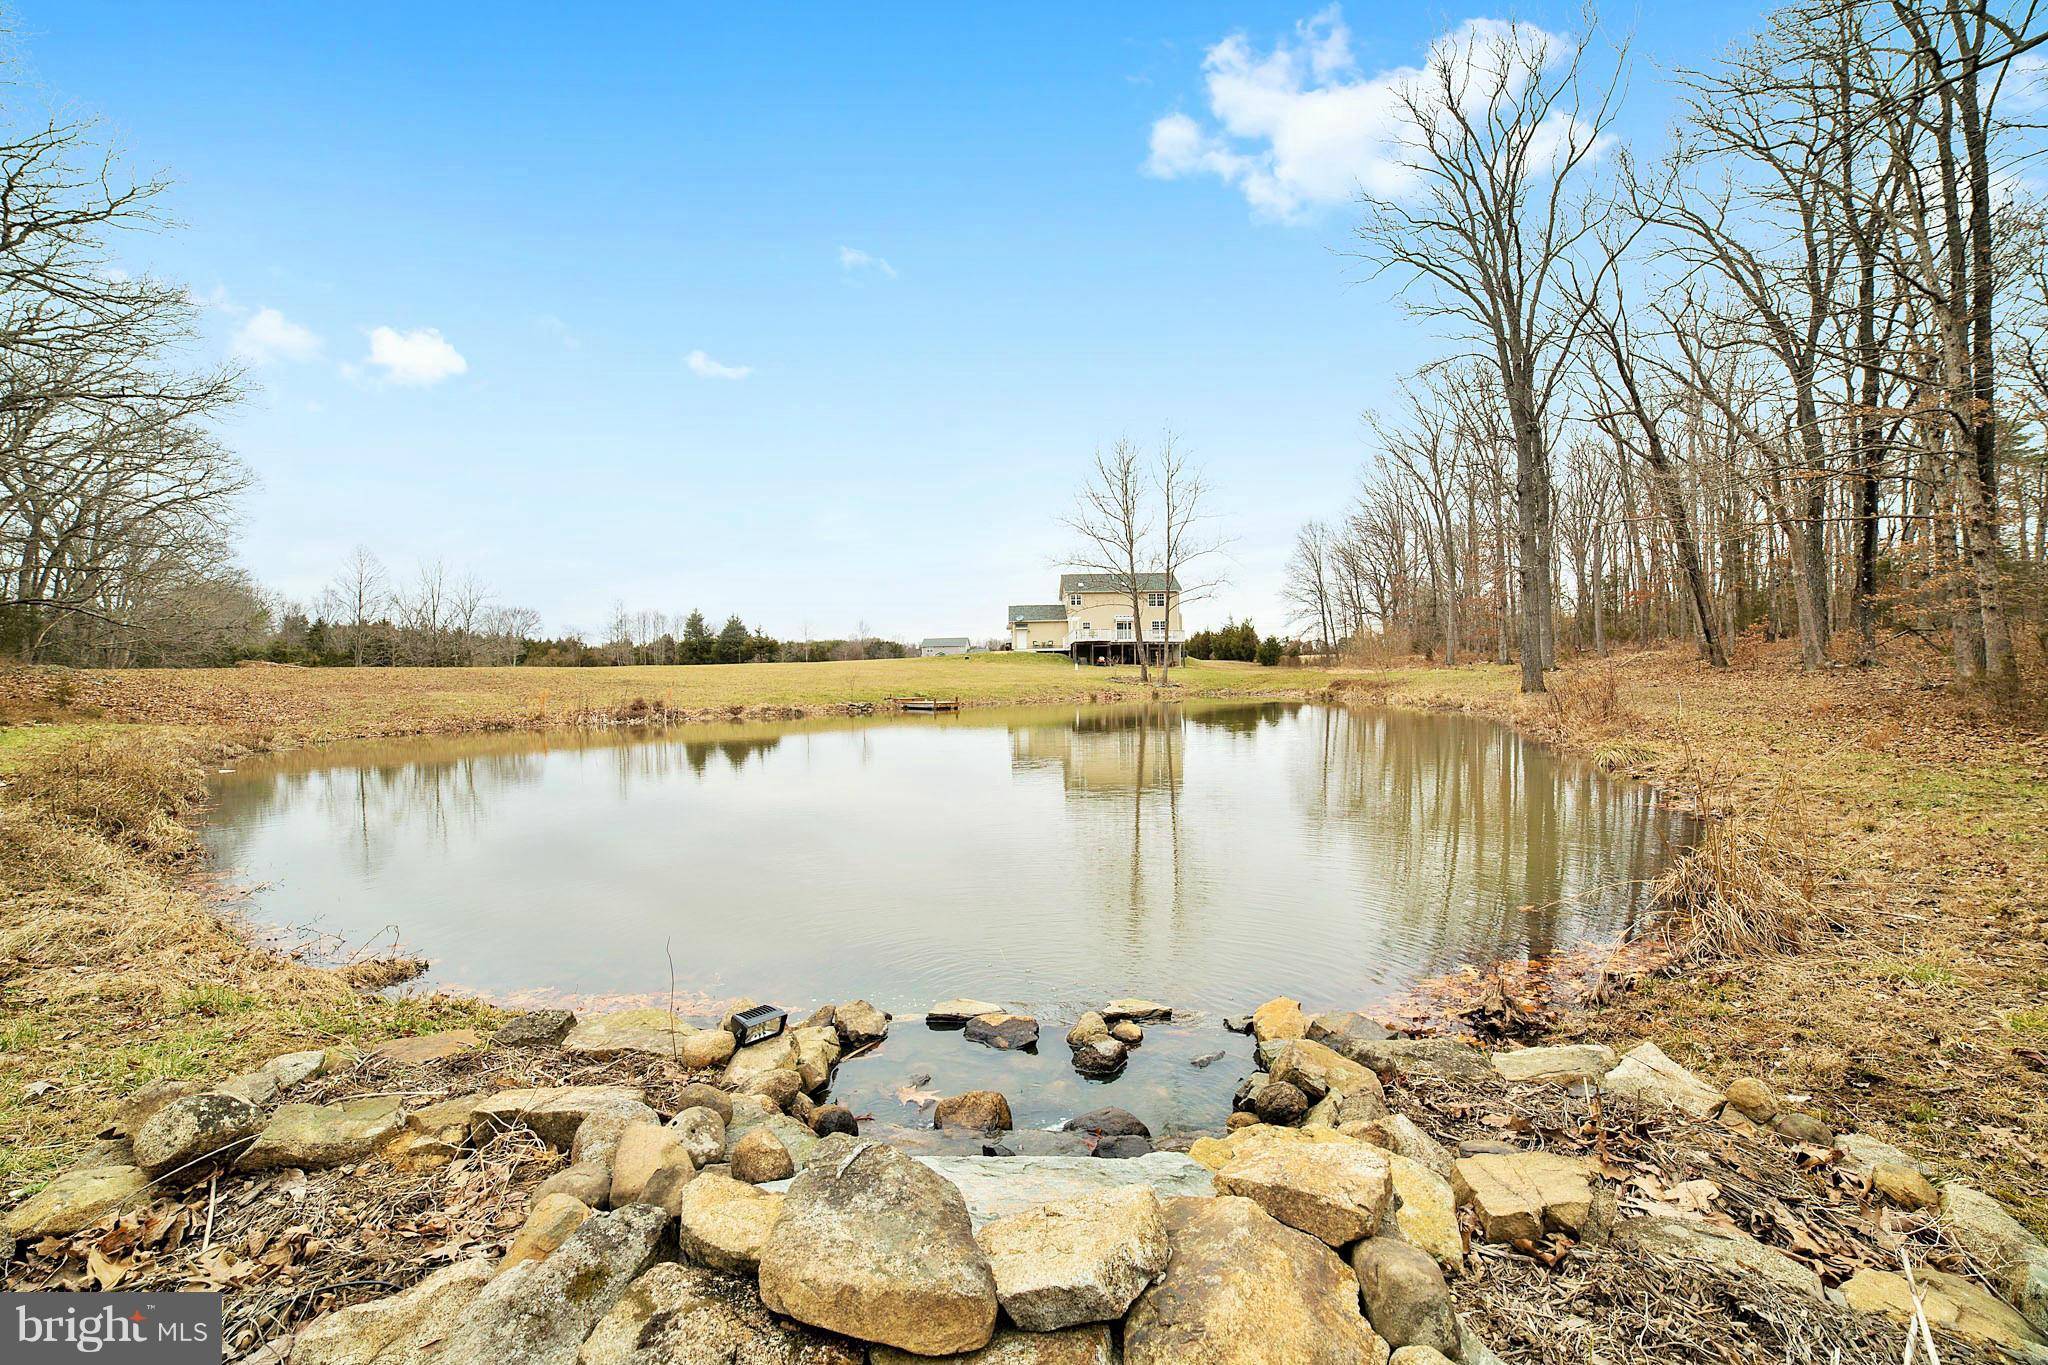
[1008,705,1187,797]
[207,729,787,879]
[1296,707,1686,970]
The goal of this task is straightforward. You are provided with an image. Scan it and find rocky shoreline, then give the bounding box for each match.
[6,996,2046,1363]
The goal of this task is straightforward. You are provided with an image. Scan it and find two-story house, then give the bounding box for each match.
[1006,572,1184,665]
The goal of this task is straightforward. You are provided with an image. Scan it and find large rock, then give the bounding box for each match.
[1722,1076,1780,1123]
[104,1078,200,1140]
[935,1090,1014,1133]
[1491,1044,1617,1085]
[1063,1107,1150,1139]
[834,999,891,1049]
[1352,1237,1460,1356]
[915,1152,1217,1229]
[1452,1152,1596,1243]
[871,1326,1115,1364]
[1065,1012,1109,1048]
[501,1193,592,1272]
[1841,1267,2046,1354]
[492,1009,576,1048]
[727,1025,841,1093]
[1251,1079,1309,1126]
[733,1127,797,1183]
[216,1048,330,1106]
[964,1013,1040,1051]
[609,1122,687,1205]
[673,1082,734,1124]
[578,1261,862,1365]
[1188,1120,1356,1172]
[1384,1155,1463,1272]
[133,1092,261,1177]
[434,1205,668,1364]
[726,1106,822,1171]
[1070,1039,1128,1077]
[290,1258,496,1365]
[1835,1132,1925,1179]
[1599,1041,1721,1117]
[676,1171,784,1272]
[1251,997,1309,1044]
[385,1092,486,1170]
[5,1165,148,1237]
[757,1140,998,1355]
[1941,1183,2048,1334]
[1305,1087,1391,1129]
[672,1106,726,1168]
[1615,1215,1822,1300]
[1344,1114,1455,1182]
[1309,1011,1391,1050]
[1123,1196,1389,1365]
[976,1187,1169,1330]
[560,1008,696,1061]
[1215,1139,1393,1246]
[1101,999,1173,1023]
[469,1087,653,1148]
[1269,1038,1386,1105]
[929,999,1007,1026]
[238,1096,405,1171]
[1333,1038,1492,1085]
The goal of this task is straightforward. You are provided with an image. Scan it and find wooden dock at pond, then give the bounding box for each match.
[887,696,961,713]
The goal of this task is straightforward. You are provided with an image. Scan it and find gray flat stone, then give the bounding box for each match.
[914,1152,1217,1229]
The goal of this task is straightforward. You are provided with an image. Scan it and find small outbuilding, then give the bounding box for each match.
[919,637,972,657]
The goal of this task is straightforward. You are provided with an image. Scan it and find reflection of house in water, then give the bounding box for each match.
[1008,706,1186,796]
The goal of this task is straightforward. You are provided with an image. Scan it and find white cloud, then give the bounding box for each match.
[232,307,322,364]
[1144,8,1578,222]
[686,349,752,380]
[838,246,898,279]
[364,326,468,386]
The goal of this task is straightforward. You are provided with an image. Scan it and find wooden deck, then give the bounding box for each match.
[887,696,961,713]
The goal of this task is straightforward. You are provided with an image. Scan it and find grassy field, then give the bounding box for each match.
[4,645,2048,1229]
[0,650,1335,746]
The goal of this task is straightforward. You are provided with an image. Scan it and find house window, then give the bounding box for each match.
[1150,621,1166,637]
[1116,618,1134,638]
[1147,592,1166,608]
[1068,593,1082,607]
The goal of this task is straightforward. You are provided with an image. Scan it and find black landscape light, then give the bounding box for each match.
[728,1004,788,1047]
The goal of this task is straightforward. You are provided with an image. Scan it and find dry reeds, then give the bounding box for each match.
[1641,754,1823,965]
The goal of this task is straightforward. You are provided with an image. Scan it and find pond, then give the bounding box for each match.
[204,701,1692,1132]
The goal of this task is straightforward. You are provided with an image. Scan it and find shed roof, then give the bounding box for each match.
[920,637,971,648]
[1007,603,1068,623]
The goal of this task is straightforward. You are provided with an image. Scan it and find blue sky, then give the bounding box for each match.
[19,2,1761,643]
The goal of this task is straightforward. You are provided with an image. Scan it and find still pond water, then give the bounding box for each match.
[205,701,1690,1131]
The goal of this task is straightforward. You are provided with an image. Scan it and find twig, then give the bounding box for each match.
[200,1170,219,1253]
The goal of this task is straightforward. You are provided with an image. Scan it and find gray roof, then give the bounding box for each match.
[1059,573,1179,595]
[1007,603,1068,623]
[920,637,971,648]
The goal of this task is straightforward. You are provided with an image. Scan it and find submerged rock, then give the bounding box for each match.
[1072,1040,1127,1078]
[935,1091,1014,1134]
[929,999,1008,1026]
[1065,1012,1110,1048]
[1101,999,1173,1023]
[1063,1107,1150,1138]
[757,1140,998,1355]
[964,1013,1041,1051]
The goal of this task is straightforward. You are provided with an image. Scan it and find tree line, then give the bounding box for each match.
[1285,0,2048,703]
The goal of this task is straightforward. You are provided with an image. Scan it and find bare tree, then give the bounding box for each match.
[1061,437,1155,682]
[1355,17,1625,692]
[323,545,388,666]
[1154,430,1229,686]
